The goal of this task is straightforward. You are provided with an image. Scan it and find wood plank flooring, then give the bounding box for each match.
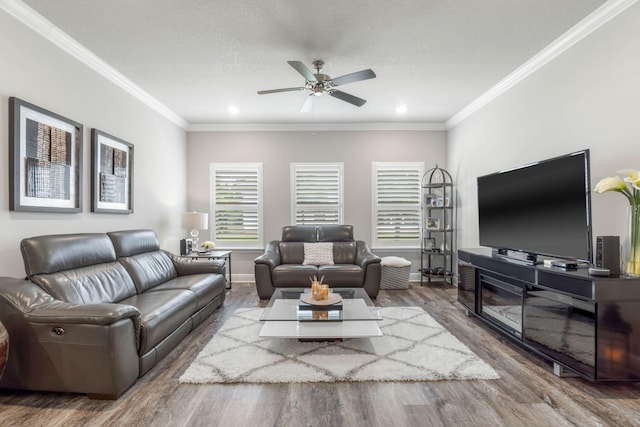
[1,282,639,427]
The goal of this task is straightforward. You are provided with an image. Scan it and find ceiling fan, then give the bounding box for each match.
[257,60,376,112]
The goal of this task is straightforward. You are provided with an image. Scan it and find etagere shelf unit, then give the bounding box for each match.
[420,165,454,285]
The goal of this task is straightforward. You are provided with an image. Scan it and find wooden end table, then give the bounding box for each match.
[186,250,232,289]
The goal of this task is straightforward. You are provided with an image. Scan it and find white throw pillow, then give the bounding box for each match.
[303,242,334,265]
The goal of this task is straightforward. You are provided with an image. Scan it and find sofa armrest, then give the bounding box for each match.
[355,241,381,268]
[0,276,141,337]
[0,276,141,398]
[165,251,226,276]
[254,241,281,269]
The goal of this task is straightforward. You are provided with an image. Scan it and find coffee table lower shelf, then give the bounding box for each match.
[259,320,382,339]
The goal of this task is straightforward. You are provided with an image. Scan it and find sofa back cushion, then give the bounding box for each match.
[118,252,178,293]
[20,233,137,304]
[279,226,316,264]
[30,262,138,304]
[108,229,161,257]
[108,229,178,293]
[21,233,116,276]
[278,225,357,265]
[318,225,353,242]
[319,225,356,264]
[332,242,357,264]
[281,226,317,242]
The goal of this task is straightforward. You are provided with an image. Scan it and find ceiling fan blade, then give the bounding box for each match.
[330,69,376,86]
[329,90,367,107]
[257,87,305,95]
[287,61,317,82]
[300,94,315,113]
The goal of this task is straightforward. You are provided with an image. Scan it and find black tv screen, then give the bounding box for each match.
[477,150,592,263]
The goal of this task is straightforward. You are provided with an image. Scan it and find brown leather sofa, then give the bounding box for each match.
[254,225,381,300]
[0,229,226,399]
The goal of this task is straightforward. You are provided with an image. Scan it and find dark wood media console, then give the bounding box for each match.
[458,248,640,381]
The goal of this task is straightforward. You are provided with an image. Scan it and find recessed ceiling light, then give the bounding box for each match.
[395,105,408,114]
[228,105,239,115]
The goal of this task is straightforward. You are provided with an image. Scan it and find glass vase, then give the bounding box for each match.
[624,205,640,276]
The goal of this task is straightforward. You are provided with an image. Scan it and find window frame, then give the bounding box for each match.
[209,162,263,249]
[371,161,424,248]
[290,162,344,226]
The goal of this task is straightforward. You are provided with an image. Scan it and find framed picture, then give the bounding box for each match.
[9,97,83,212]
[424,193,436,206]
[91,129,134,213]
[426,217,440,230]
[423,237,436,251]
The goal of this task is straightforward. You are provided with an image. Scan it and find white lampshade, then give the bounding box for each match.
[182,212,209,231]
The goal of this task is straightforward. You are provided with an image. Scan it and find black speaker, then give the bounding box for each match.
[179,239,187,256]
[596,236,620,274]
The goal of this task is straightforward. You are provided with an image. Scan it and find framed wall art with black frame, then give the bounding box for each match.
[91,129,134,213]
[9,97,83,213]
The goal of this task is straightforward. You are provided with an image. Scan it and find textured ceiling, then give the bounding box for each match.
[21,0,607,125]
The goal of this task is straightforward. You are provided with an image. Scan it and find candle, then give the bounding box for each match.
[321,284,329,299]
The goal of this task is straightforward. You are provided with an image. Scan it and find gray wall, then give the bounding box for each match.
[448,2,640,257]
[0,9,188,277]
[187,130,447,281]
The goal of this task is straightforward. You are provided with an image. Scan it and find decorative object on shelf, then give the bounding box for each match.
[202,240,216,250]
[421,165,454,285]
[594,169,640,276]
[91,129,134,213]
[423,237,435,251]
[182,212,209,250]
[9,97,83,213]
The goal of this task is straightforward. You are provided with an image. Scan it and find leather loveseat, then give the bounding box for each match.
[254,225,381,300]
[0,229,226,399]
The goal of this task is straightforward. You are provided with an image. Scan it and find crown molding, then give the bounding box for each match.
[188,122,446,132]
[1,0,189,130]
[445,0,638,130]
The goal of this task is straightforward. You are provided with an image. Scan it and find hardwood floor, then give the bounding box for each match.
[1,282,639,427]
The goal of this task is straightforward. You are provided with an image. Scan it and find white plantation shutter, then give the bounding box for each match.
[210,163,263,247]
[373,162,423,247]
[291,163,343,225]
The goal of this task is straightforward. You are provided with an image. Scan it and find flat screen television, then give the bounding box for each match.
[477,150,592,264]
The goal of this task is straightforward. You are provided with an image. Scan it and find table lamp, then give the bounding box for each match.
[182,212,208,250]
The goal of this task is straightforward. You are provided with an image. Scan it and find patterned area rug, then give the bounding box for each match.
[179,306,499,384]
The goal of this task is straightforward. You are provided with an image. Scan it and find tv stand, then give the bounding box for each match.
[458,247,640,381]
[492,248,540,266]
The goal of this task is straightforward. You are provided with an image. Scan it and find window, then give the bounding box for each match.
[291,163,344,225]
[372,162,424,247]
[210,163,263,248]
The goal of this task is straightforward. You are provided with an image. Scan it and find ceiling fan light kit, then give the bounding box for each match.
[258,60,376,112]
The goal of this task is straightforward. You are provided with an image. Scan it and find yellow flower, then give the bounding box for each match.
[619,169,640,188]
[593,176,627,193]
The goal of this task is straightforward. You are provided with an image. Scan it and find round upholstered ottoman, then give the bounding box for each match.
[380,256,412,289]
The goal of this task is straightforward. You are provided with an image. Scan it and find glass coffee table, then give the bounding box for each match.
[259,288,383,339]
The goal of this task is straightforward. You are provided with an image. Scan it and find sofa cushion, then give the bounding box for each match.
[279,242,305,265]
[118,251,178,294]
[333,242,357,264]
[29,262,137,304]
[281,226,317,242]
[119,289,197,355]
[147,274,226,310]
[108,229,160,257]
[318,264,364,286]
[21,233,116,276]
[272,264,318,286]
[318,225,353,242]
[303,242,334,266]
